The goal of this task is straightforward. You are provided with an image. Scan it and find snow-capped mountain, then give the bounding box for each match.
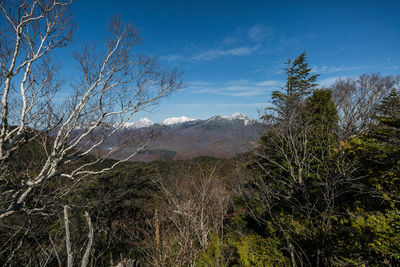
[103,113,262,161]
[231,113,252,125]
[161,116,199,125]
[204,113,253,126]
[124,118,154,128]
[231,113,248,120]
[124,113,253,129]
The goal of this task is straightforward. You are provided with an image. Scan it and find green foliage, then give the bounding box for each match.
[332,89,400,265]
[246,54,345,266]
[195,234,228,266]
[267,51,319,123]
[2,58,399,266]
[234,235,289,267]
[196,233,289,267]
[305,89,338,135]
[373,89,400,145]
[351,209,400,260]
[345,90,400,207]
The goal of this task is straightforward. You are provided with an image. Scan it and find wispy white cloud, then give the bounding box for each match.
[222,36,237,45]
[189,81,213,86]
[189,79,282,97]
[255,80,280,87]
[319,77,340,86]
[311,64,364,74]
[319,75,357,86]
[162,23,275,63]
[190,46,258,62]
[161,54,184,62]
[384,65,400,70]
[162,46,258,63]
[248,24,273,42]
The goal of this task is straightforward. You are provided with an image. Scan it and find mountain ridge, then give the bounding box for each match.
[104,113,262,161]
[125,113,254,128]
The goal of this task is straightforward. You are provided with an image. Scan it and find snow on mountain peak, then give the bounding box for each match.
[124,114,253,128]
[231,113,252,125]
[231,113,250,120]
[205,113,253,125]
[161,116,198,125]
[125,117,153,128]
[138,117,154,125]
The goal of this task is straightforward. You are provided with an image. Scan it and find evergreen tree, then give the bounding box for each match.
[374,89,400,143]
[267,52,319,126]
[246,55,346,266]
[304,89,339,147]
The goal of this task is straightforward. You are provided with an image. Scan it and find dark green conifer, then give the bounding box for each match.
[268,52,319,125]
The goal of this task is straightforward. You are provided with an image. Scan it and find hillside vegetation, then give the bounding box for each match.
[2,50,400,266]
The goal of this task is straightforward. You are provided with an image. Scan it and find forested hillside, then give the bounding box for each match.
[2,48,400,266]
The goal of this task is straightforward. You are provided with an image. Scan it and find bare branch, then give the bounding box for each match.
[64,205,73,267]
[81,211,94,267]
[0,2,183,220]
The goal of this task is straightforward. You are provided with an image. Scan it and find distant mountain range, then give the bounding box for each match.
[103,113,263,161]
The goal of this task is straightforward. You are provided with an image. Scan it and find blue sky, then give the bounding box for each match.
[61,0,400,122]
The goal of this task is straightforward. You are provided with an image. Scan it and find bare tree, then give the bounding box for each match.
[0,0,183,219]
[331,73,399,139]
[62,205,94,267]
[116,161,232,266]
